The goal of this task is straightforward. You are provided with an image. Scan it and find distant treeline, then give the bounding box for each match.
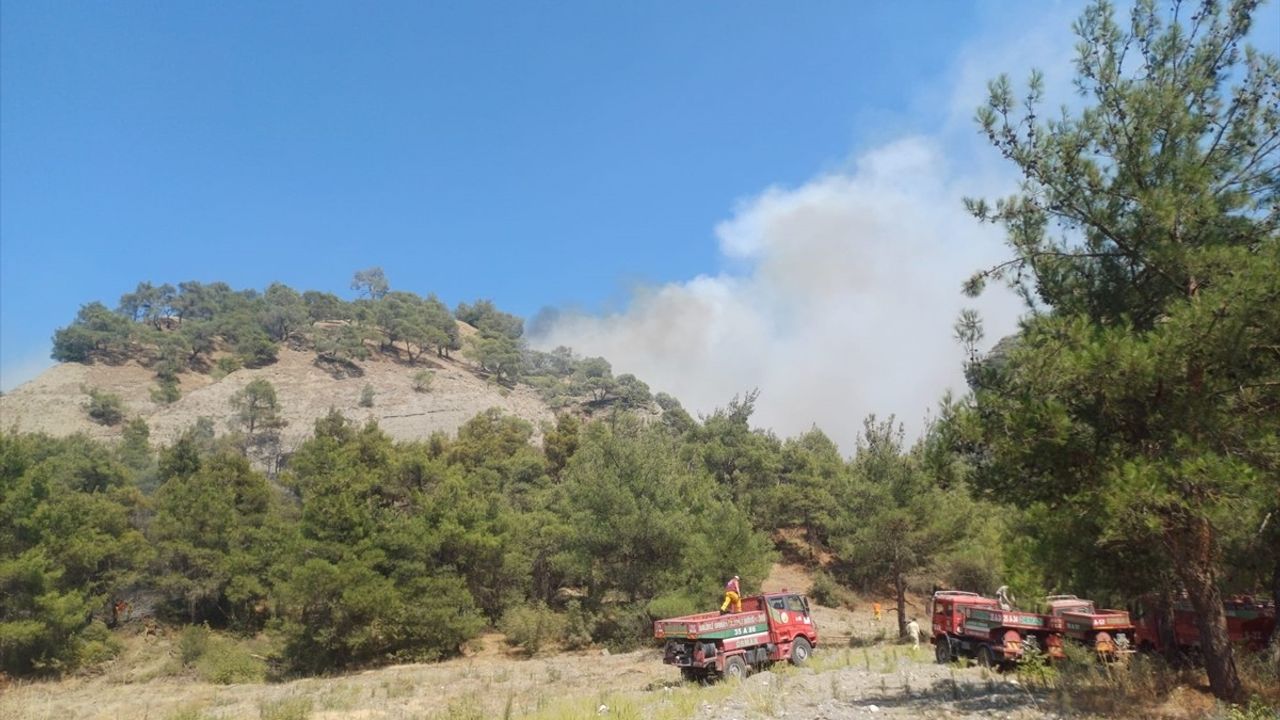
[1,386,1004,678]
[49,269,655,411]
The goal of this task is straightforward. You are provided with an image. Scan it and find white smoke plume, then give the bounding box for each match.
[529,0,1131,448]
[533,136,1023,449]
[528,2,1108,451]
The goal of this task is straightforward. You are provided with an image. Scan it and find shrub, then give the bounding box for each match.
[359,384,375,407]
[258,697,312,720]
[178,625,265,684]
[196,639,265,684]
[86,387,125,425]
[234,330,278,368]
[76,620,123,667]
[214,356,243,377]
[1222,698,1280,720]
[412,370,434,393]
[809,571,842,608]
[151,378,181,404]
[562,601,594,651]
[179,624,212,666]
[646,593,699,622]
[499,603,565,655]
[591,603,652,653]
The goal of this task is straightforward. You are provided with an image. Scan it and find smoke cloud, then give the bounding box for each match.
[528,2,1106,451]
[532,136,1023,449]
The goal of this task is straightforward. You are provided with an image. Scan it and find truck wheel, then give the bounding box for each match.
[935,637,951,664]
[790,637,812,666]
[680,667,706,683]
[977,645,996,669]
[723,656,747,680]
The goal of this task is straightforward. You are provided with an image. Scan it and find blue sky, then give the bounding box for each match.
[1,0,986,387]
[4,1,1277,447]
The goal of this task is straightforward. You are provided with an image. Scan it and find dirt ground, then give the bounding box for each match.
[0,565,1229,720]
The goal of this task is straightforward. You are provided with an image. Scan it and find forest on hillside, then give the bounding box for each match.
[0,389,998,679]
[49,267,654,416]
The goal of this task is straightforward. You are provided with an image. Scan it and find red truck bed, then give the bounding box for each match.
[654,610,769,640]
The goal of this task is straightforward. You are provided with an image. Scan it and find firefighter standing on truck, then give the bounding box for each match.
[720,575,742,614]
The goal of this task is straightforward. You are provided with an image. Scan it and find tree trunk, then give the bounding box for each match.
[1271,544,1280,663]
[1155,592,1180,664]
[1168,520,1244,702]
[894,566,907,640]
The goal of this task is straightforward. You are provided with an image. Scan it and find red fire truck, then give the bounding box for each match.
[931,591,1059,667]
[654,591,819,681]
[1043,595,1135,658]
[1133,596,1276,654]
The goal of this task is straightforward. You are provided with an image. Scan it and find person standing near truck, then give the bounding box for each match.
[906,617,921,650]
[720,575,742,614]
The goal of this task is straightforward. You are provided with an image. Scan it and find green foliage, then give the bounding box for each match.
[808,571,842,608]
[455,299,522,339]
[85,387,126,426]
[961,0,1278,701]
[274,557,483,672]
[542,414,579,478]
[359,384,375,408]
[464,331,522,383]
[151,377,182,405]
[0,433,148,675]
[258,697,313,720]
[412,369,434,393]
[350,267,389,300]
[499,603,566,654]
[191,633,266,684]
[229,379,286,454]
[233,327,279,368]
[558,415,774,608]
[150,449,279,627]
[834,415,992,636]
[179,623,212,665]
[214,356,242,377]
[52,302,133,362]
[1221,698,1280,720]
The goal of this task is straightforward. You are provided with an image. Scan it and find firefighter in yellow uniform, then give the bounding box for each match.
[720,575,742,614]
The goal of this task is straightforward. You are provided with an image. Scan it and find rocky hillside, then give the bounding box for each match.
[0,343,556,450]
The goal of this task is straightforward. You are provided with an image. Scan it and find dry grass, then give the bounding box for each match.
[1027,645,1280,720]
[0,346,557,450]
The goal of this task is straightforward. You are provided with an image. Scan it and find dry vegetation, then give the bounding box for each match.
[0,346,555,448]
[3,565,1272,720]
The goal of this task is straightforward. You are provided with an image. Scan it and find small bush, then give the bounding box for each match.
[591,603,651,652]
[77,620,123,666]
[151,378,181,404]
[196,639,265,684]
[1221,697,1280,720]
[258,697,312,720]
[436,695,484,720]
[86,387,125,425]
[1015,646,1056,688]
[359,384,375,407]
[179,624,211,666]
[809,571,842,607]
[646,593,699,622]
[178,624,265,684]
[214,356,243,377]
[412,369,434,393]
[499,603,565,655]
[562,601,594,651]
